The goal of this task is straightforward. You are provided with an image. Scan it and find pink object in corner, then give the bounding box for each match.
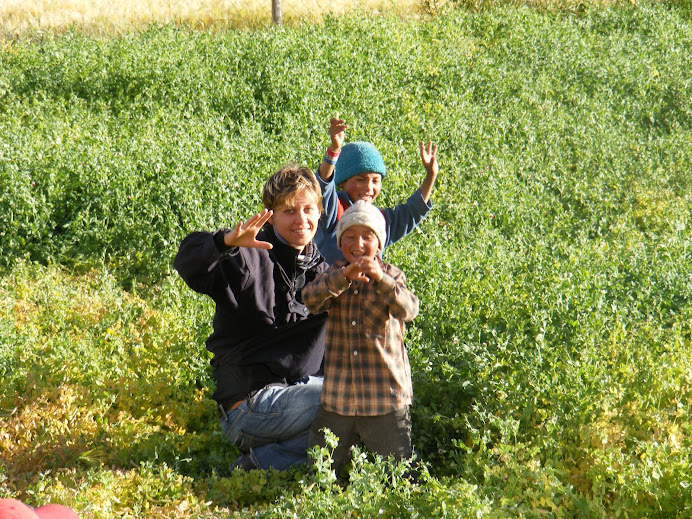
[0,499,79,519]
[33,505,79,519]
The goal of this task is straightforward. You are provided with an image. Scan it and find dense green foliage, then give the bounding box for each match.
[2,2,692,517]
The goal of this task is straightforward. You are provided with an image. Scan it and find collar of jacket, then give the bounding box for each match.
[261,226,323,276]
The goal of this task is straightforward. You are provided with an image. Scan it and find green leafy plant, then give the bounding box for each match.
[2,1,692,517]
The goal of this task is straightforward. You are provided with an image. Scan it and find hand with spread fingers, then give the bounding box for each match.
[224,209,274,250]
[419,140,439,204]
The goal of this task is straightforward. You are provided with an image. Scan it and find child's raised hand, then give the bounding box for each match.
[319,117,348,181]
[224,209,274,250]
[419,140,439,204]
[329,117,348,152]
[420,140,439,177]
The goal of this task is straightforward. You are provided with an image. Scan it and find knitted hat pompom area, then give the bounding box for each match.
[336,200,387,250]
[334,142,386,186]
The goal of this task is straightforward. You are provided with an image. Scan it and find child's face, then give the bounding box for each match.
[339,224,381,263]
[339,172,382,204]
[269,192,320,250]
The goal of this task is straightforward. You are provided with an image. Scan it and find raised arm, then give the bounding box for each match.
[419,140,439,204]
[318,117,348,182]
[175,211,273,302]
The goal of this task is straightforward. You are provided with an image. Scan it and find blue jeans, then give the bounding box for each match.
[219,376,323,470]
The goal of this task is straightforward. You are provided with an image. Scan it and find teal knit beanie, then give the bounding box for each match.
[334,142,386,186]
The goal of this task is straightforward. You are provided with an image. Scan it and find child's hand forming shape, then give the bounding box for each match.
[343,257,384,284]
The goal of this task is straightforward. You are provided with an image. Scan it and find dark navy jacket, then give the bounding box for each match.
[174,227,328,405]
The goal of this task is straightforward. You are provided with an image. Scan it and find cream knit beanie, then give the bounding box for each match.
[336,200,387,250]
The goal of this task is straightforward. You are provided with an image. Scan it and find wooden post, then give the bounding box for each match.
[272,0,282,25]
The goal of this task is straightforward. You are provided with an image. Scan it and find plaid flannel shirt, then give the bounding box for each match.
[302,259,419,416]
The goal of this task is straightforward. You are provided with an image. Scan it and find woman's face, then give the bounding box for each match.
[269,192,320,250]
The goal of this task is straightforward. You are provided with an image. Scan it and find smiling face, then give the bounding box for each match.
[269,192,320,250]
[339,172,382,204]
[338,224,382,263]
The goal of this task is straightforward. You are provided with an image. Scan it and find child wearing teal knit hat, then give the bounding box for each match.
[334,141,387,186]
[314,117,439,264]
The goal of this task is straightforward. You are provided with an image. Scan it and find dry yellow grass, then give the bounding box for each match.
[0,0,633,38]
[0,0,423,37]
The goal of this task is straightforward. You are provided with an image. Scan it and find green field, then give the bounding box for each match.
[1,2,692,517]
